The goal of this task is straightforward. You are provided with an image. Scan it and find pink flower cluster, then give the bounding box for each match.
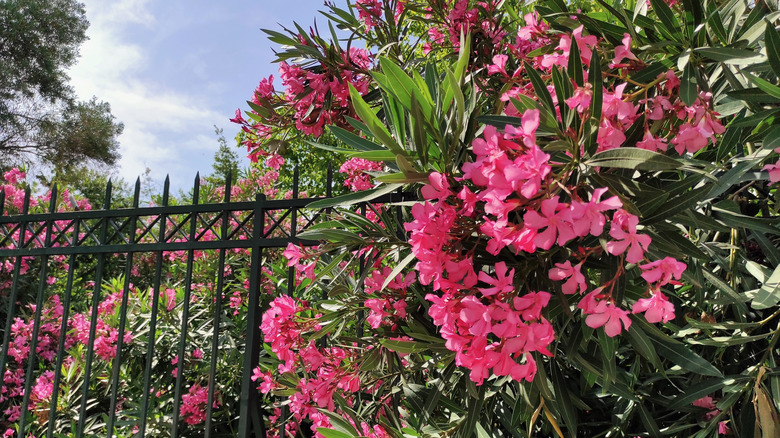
[423,0,506,54]
[339,157,384,191]
[179,383,219,425]
[397,97,693,385]
[364,266,414,329]
[2,291,135,425]
[693,396,731,435]
[280,46,372,138]
[638,81,726,155]
[258,296,389,437]
[355,0,404,29]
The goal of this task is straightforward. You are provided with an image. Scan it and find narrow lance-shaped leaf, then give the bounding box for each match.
[765,19,780,77]
[348,84,406,155]
[680,63,698,106]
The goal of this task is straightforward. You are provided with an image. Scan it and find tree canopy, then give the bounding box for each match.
[0,0,123,175]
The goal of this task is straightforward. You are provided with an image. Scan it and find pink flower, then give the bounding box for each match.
[636,131,668,152]
[477,262,515,297]
[523,197,576,250]
[513,291,551,321]
[672,121,713,155]
[265,153,285,170]
[639,257,686,285]
[693,396,716,410]
[565,83,593,112]
[585,301,632,337]
[459,296,491,337]
[339,157,382,191]
[596,119,626,151]
[548,261,586,294]
[610,33,638,66]
[511,144,550,199]
[487,54,509,76]
[569,187,623,237]
[763,150,780,184]
[421,172,451,202]
[602,83,638,123]
[606,210,651,263]
[229,108,247,124]
[3,168,25,185]
[282,243,305,267]
[504,109,540,148]
[632,292,675,323]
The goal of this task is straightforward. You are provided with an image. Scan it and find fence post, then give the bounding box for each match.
[238,193,266,438]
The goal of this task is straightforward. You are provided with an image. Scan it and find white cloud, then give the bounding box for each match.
[68,0,225,191]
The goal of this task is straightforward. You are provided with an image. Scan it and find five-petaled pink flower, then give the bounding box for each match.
[632,291,675,323]
[606,210,652,263]
[585,301,632,337]
[477,262,515,297]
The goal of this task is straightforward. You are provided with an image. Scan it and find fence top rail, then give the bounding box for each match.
[0,192,416,254]
[0,197,320,224]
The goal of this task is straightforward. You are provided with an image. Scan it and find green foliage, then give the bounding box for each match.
[0,0,123,176]
[207,127,241,186]
[243,0,780,437]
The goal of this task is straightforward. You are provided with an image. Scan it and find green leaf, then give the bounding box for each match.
[306,184,402,209]
[750,263,780,310]
[701,268,749,317]
[348,150,399,161]
[586,148,682,170]
[649,0,682,39]
[317,410,361,436]
[707,147,773,200]
[246,100,273,119]
[668,378,737,410]
[626,323,665,373]
[638,402,663,438]
[475,422,490,438]
[694,47,762,62]
[684,318,759,330]
[305,140,359,155]
[296,229,366,244]
[377,57,434,120]
[686,333,771,346]
[454,33,471,84]
[643,185,710,224]
[765,19,780,77]
[374,172,429,184]
[763,125,780,150]
[568,32,584,86]
[348,85,405,155]
[551,66,572,130]
[712,204,780,235]
[743,72,780,100]
[585,51,603,156]
[381,339,432,354]
[680,63,698,106]
[315,428,354,438]
[652,339,724,377]
[524,62,556,117]
[329,126,384,151]
[550,364,578,437]
[443,68,465,126]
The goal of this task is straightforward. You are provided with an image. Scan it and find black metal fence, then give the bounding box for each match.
[0,170,407,437]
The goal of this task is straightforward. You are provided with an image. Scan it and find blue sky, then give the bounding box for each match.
[68,0,344,191]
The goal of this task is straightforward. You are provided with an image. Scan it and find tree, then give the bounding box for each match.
[208,126,240,185]
[0,0,123,173]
